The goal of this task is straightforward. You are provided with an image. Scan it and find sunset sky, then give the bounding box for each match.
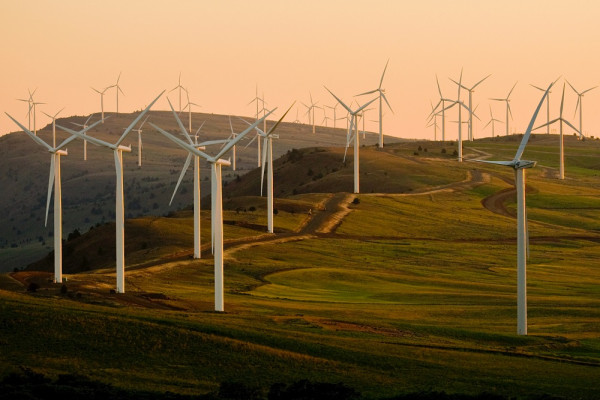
[2,1,600,140]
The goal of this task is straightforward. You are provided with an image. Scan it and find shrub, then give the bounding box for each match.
[27,283,40,292]
[60,284,68,294]
[441,148,446,154]
[352,197,360,205]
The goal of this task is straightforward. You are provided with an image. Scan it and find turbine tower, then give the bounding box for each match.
[302,93,321,134]
[325,104,339,128]
[151,109,274,312]
[132,116,150,167]
[183,89,201,134]
[92,86,110,122]
[356,59,393,148]
[170,72,186,113]
[566,80,597,139]
[6,112,102,284]
[490,82,517,136]
[71,116,93,161]
[430,75,454,141]
[111,72,125,114]
[451,73,490,141]
[58,91,164,293]
[533,83,580,180]
[483,105,503,138]
[325,87,377,194]
[241,104,295,233]
[17,88,37,131]
[475,82,554,335]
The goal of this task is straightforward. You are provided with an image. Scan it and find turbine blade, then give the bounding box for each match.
[324,86,353,114]
[57,123,114,149]
[379,59,389,89]
[471,74,491,90]
[266,102,295,137]
[566,80,579,95]
[563,119,580,133]
[116,90,165,146]
[45,156,55,227]
[170,153,192,205]
[356,97,378,113]
[215,109,275,160]
[507,81,518,99]
[56,118,104,151]
[5,113,53,151]
[514,83,554,161]
[382,93,394,114]
[149,122,212,160]
[559,83,566,116]
[260,137,268,196]
[534,118,559,131]
[356,89,378,96]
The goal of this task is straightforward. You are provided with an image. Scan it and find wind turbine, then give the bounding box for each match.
[475,82,553,335]
[17,88,36,131]
[240,104,294,233]
[151,109,274,312]
[302,93,321,134]
[440,69,476,162]
[228,117,238,171]
[325,104,339,128]
[325,87,377,194]
[430,75,455,141]
[41,108,65,147]
[170,72,186,113]
[566,80,597,139]
[183,89,201,134]
[71,116,93,160]
[91,86,110,122]
[132,116,150,167]
[160,99,225,259]
[356,59,394,148]
[57,91,164,293]
[533,83,580,180]
[490,82,517,136]
[483,105,503,138]
[111,72,125,114]
[6,112,102,284]
[451,73,490,141]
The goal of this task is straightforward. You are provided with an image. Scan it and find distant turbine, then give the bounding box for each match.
[70,116,93,160]
[248,86,265,167]
[111,72,125,114]
[132,116,150,167]
[241,104,294,233]
[483,105,503,138]
[356,59,394,148]
[302,92,321,134]
[490,82,517,136]
[441,69,476,162]
[325,87,378,194]
[58,91,164,293]
[534,83,580,180]
[91,86,110,122]
[152,109,275,312]
[566,80,597,139]
[16,88,37,131]
[475,82,553,336]
[429,75,455,141]
[183,89,201,133]
[41,107,65,147]
[5,113,102,284]
[170,72,186,113]
[451,73,490,141]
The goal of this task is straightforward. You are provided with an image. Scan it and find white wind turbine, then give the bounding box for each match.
[325,104,339,128]
[490,82,517,136]
[475,82,553,336]
[228,117,238,171]
[440,69,476,162]
[302,93,321,134]
[325,87,377,194]
[151,109,275,312]
[160,99,226,259]
[248,87,265,167]
[483,105,503,138]
[356,59,393,148]
[566,80,597,139]
[451,73,490,141]
[430,75,455,141]
[170,72,186,113]
[58,91,164,293]
[71,116,93,160]
[17,88,36,131]
[111,72,125,114]
[6,112,102,284]
[91,86,110,123]
[132,116,150,167]
[533,83,580,180]
[240,104,294,233]
[183,89,201,134]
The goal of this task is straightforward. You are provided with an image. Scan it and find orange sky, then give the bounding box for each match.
[2,0,600,140]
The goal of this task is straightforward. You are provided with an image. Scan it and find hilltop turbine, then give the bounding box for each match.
[183,89,201,133]
[241,104,294,233]
[483,105,503,138]
[151,109,274,312]
[325,104,339,128]
[248,87,265,167]
[92,86,110,122]
[170,72,186,113]
[302,93,321,134]
[132,116,150,167]
[566,80,597,139]
[325,87,377,194]
[475,82,553,335]
[490,82,517,136]
[451,73,490,141]
[58,91,164,293]
[111,72,125,114]
[41,107,65,147]
[441,69,476,162]
[228,117,238,171]
[17,88,37,131]
[534,83,580,180]
[430,75,455,141]
[6,112,102,284]
[71,116,93,160]
[356,59,394,148]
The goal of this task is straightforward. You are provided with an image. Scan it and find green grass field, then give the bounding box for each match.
[1,136,599,399]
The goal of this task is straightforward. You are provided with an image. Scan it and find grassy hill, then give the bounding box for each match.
[1,134,599,399]
[0,110,404,272]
